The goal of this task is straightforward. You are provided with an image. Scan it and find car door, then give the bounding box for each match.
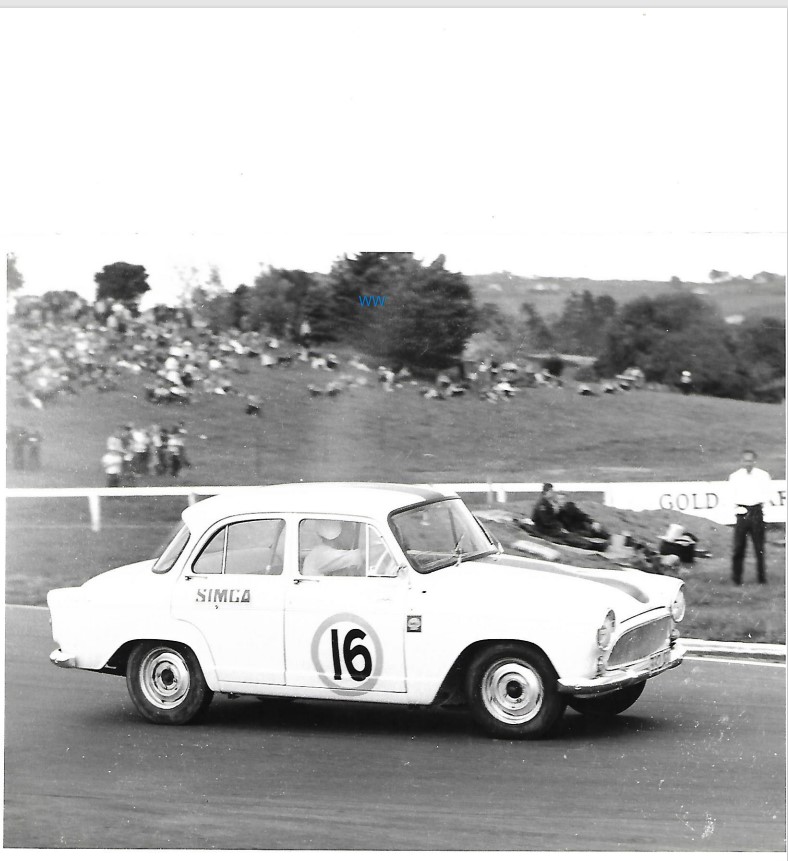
[171,516,287,685]
[284,518,408,694]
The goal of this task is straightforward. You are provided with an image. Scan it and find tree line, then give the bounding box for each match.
[7,252,785,402]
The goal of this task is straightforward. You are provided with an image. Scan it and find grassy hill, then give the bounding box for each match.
[7,351,785,489]
[468,273,786,323]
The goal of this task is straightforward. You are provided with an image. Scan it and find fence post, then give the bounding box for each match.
[88,494,101,533]
[496,487,507,503]
[187,492,197,507]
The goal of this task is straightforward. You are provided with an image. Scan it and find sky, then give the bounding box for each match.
[3,6,786,308]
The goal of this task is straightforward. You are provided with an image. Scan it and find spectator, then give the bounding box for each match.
[530,484,563,536]
[554,493,610,543]
[9,426,27,470]
[101,448,125,487]
[166,427,189,478]
[530,484,609,551]
[25,429,42,470]
[729,449,771,585]
[130,426,151,475]
[150,424,168,475]
[678,370,693,396]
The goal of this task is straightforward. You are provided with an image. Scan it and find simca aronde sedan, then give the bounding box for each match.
[47,483,685,739]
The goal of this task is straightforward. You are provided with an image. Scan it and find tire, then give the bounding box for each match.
[126,641,213,725]
[466,644,566,739]
[568,680,646,717]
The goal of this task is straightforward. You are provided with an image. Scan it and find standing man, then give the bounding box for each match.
[729,449,771,585]
[101,448,125,487]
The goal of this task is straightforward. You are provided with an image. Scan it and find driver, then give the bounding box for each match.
[303,520,364,577]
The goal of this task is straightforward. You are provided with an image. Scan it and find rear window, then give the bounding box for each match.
[152,524,190,573]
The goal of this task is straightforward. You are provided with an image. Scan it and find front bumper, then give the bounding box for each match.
[557,643,685,696]
[49,648,78,669]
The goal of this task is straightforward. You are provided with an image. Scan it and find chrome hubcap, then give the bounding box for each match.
[139,648,190,709]
[481,660,544,724]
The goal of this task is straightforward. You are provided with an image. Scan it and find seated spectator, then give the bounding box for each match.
[530,484,563,536]
[530,484,609,551]
[554,493,610,543]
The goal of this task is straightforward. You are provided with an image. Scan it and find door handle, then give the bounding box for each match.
[293,577,320,585]
[185,574,208,581]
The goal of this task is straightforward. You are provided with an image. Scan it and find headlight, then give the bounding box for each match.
[597,610,616,649]
[671,587,686,622]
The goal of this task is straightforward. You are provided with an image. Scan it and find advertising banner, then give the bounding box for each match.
[604,480,787,525]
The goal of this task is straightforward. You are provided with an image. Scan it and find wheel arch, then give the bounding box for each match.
[103,635,219,690]
[431,638,558,706]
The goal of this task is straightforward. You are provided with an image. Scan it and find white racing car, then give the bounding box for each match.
[47,483,686,739]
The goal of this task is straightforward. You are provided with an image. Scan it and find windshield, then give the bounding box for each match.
[389,498,495,573]
[152,523,190,573]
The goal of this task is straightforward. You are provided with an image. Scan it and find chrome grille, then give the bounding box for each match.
[608,617,671,668]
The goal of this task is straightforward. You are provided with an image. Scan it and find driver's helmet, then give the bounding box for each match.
[316,520,343,541]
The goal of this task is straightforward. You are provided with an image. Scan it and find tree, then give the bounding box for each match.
[734,316,786,399]
[6,253,23,294]
[302,277,341,344]
[520,302,554,350]
[552,291,617,355]
[595,292,751,396]
[41,290,88,321]
[94,262,151,312]
[380,254,477,371]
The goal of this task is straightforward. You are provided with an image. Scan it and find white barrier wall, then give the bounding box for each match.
[6,480,787,530]
[603,480,787,525]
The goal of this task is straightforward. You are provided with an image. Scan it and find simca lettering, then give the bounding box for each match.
[196,588,251,604]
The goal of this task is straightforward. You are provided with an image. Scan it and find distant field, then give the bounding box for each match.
[468,274,786,322]
[6,353,785,489]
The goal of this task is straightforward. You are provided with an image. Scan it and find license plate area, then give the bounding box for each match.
[648,649,669,673]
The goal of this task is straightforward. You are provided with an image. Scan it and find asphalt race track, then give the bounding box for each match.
[4,605,785,851]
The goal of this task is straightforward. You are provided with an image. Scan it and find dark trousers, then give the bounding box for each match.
[732,507,766,583]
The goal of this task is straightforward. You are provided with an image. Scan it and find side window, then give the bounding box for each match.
[300,520,395,577]
[193,528,225,575]
[192,519,285,576]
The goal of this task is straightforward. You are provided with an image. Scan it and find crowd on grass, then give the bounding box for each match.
[101,422,190,486]
[8,297,649,416]
[8,299,653,487]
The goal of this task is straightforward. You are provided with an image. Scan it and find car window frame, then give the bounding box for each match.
[189,516,287,577]
[298,516,400,578]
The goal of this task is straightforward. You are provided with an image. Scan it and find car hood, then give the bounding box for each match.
[80,559,163,599]
[430,553,681,622]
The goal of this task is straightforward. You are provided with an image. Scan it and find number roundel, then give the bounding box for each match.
[310,614,383,696]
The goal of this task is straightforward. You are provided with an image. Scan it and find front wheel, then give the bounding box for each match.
[466,644,566,739]
[127,641,213,725]
[568,680,646,717]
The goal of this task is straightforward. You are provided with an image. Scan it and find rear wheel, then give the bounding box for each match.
[127,642,213,725]
[466,644,566,739]
[568,680,646,717]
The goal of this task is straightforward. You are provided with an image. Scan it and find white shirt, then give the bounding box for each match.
[101,451,124,474]
[303,545,363,577]
[729,466,772,509]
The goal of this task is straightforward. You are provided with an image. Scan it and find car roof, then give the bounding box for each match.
[181,482,458,532]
